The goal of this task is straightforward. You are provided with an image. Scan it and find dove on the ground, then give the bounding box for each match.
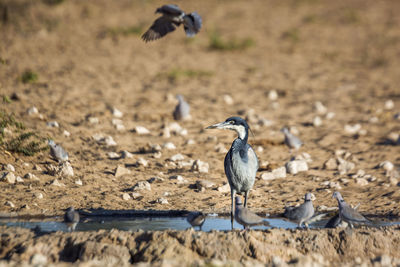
[332,191,370,228]
[281,127,303,152]
[284,193,315,228]
[142,4,202,42]
[235,196,269,229]
[173,95,190,120]
[48,140,69,162]
[64,207,79,232]
[186,211,206,230]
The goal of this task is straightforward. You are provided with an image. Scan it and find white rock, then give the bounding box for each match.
[30,254,47,266]
[61,162,74,177]
[258,118,274,127]
[75,179,82,186]
[133,181,151,191]
[344,124,361,135]
[326,112,335,120]
[131,192,142,199]
[379,161,394,172]
[5,201,15,208]
[293,152,312,163]
[35,193,43,199]
[163,192,170,196]
[261,172,275,181]
[24,173,39,181]
[191,160,209,173]
[337,159,355,175]
[257,146,264,152]
[122,193,131,200]
[121,150,134,159]
[356,178,368,186]
[177,160,195,168]
[195,180,215,190]
[136,157,148,167]
[134,126,150,135]
[369,116,379,123]
[51,179,65,187]
[163,142,176,150]
[104,136,117,146]
[88,117,99,124]
[112,107,123,118]
[152,152,162,159]
[27,106,38,115]
[286,160,308,175]
[169,175,188,184]
[268,90,278,101]
[223,94,234,105]
[314,101,327,115]
[16,176,24,183]
[115,124,125,131]
[313,116,322,127]
[185,139,196,145]
[114,165,131,177]
[63,130,71,137]
[107,152,120,159]
[46,121,59,128]
[217,183,230,193]
[147,177,164,183]
[384,99,394,110]
[156,198,168,204]
[92,133,104,142]
[170,154,185,161]
[4,164,15,172]
[161,127,171,138]
[112,118,123,126]
[351,169,366,178]
[272,167,287,178]
[1,172,15,184]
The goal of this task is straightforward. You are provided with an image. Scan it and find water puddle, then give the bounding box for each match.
[1,214,399,233]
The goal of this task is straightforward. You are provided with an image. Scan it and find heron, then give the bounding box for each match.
[142,4,202,42]
[206,116,259,228]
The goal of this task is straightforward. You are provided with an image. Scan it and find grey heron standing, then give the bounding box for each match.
[206,117,259,228]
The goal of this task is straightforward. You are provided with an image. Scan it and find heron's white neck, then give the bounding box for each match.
[226,124,246,140]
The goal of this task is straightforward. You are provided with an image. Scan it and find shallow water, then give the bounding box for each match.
[1,215,399,233]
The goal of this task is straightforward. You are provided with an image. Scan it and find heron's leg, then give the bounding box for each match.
[231,189,236,230]
[244,191,249,207]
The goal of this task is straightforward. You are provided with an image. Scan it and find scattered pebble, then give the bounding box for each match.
[63,130,71,137]
[195,180,215,190]
[156,198,168,204]
[355,178,368,186]
[268,90,278,101]
[394,113,400,120]
[87,117,99,124]
[75,179,82,186]
[169,175,188,184]
[24,173,40,181]
[27,106,39,115]
[152,152,162,159]
[131,192,142,199]
[93,134,117,146]
[326,112,335,120]
[313,116,322,127]
[321,180,342,189]
[112,107,123,118]
[107,152,120,159]
[379,161,394,172]
[134,126,150,135]
[30,254,47,266]
[133,181,151,191]
[223,94,234,105]
[170,154,185,161]
[114,165,131,177]
[344,124,362,135]
[286,160,308,175]
[163,192,170,197]
[51,179,65,187]
[191,160,209,173]
[4,164,15,172]
[60,162,74,177]
[122,193,131,200]
[1,172,15,184]
[185,139,195,145]
[163,122,187,137]
[121,150,134,159]
[35,193,43,199]
[293,152,312,163]
[217,183,230,193]
[369,116,378,123]
[314,101,327,115]
[16,176,24,183]
[147,177,164,183]
[136,157,148,167]
[384,99,394,110]
[337,157,355,175]
[163,142,176,150]
[46,121,59,128]
[5,201,15,208]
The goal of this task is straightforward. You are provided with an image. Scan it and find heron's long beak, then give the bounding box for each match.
[206,121,228,130]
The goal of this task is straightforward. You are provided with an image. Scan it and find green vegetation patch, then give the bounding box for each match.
[209,31,255,51]
[21,70,38,84]
[158,68,214,82]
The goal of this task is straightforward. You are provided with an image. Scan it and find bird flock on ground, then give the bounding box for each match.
[56,4,375,232]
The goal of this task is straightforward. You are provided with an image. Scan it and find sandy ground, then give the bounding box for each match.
[1,0,400,265]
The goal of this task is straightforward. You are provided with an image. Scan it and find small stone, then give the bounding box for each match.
[163,142,176,150]
[217,183,230,193]
[122,193,131,200]
[23,162,30,168]
[133,181,151,191]
[261,172,275,181]
[185,139,195,145]
[293,152,312,163]
[195,180,215,190]
[314,101,327,115]
[148,177,164,183]
[257,146,263,152]
[286,160,308,175]
[30,254,47,266]
[351,169,366,178]
[4,164,15,172]
[337,159,355,175]
[35,193,43,199]
[134,126,150,135]
[191,160,209,173]
[156,198,168,204]
[107,152,121,159]
[379,161,394,172]
[115,124,125,131]
[326,112,335,120]
[344,124,361,135]
[169,175,188,184]
[121,150,134,159]
[272,167,287,178]
[112,107,123,118]
[170,154,185,161]
[223,94,234,105]
[51,179,65,187]
[369,116,379,123]
[88,117,99,124]
[63,130,71,137]
[384,100,394,110]
[152,152,162,159]
[136,157,148,167]
[75,179,82,186]
[114,165,131,177]
[24,173,40,181]
[356,178,368,186]
[27,106,39,115]
[104,136,117,146]
[60,162,74,177]
[313,116,322,127]
[163,192,170,196]
[46,121,59,128]
[16,176,24,183]
[1,172,15,184]
[5,201,15,208]
[268,90,278,101]
[389,177,398,186]
[131,192,142,199]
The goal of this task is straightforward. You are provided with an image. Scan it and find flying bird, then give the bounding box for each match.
[206,117,258,229]
[142,4,202,42]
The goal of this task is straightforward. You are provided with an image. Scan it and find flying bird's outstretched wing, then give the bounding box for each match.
[142,17,179,42]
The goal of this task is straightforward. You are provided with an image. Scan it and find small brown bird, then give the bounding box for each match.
[186,212,206,230]
[234,197,269,229]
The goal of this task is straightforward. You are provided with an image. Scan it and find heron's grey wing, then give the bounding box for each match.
[341,205,368,223]
[247,145,259,171]
[183,12,202,37]
[224,149,234,189]
[142,17,178,42]
[157,4,183,16]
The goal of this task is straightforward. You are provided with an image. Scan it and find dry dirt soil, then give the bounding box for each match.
[0,0,400,266]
